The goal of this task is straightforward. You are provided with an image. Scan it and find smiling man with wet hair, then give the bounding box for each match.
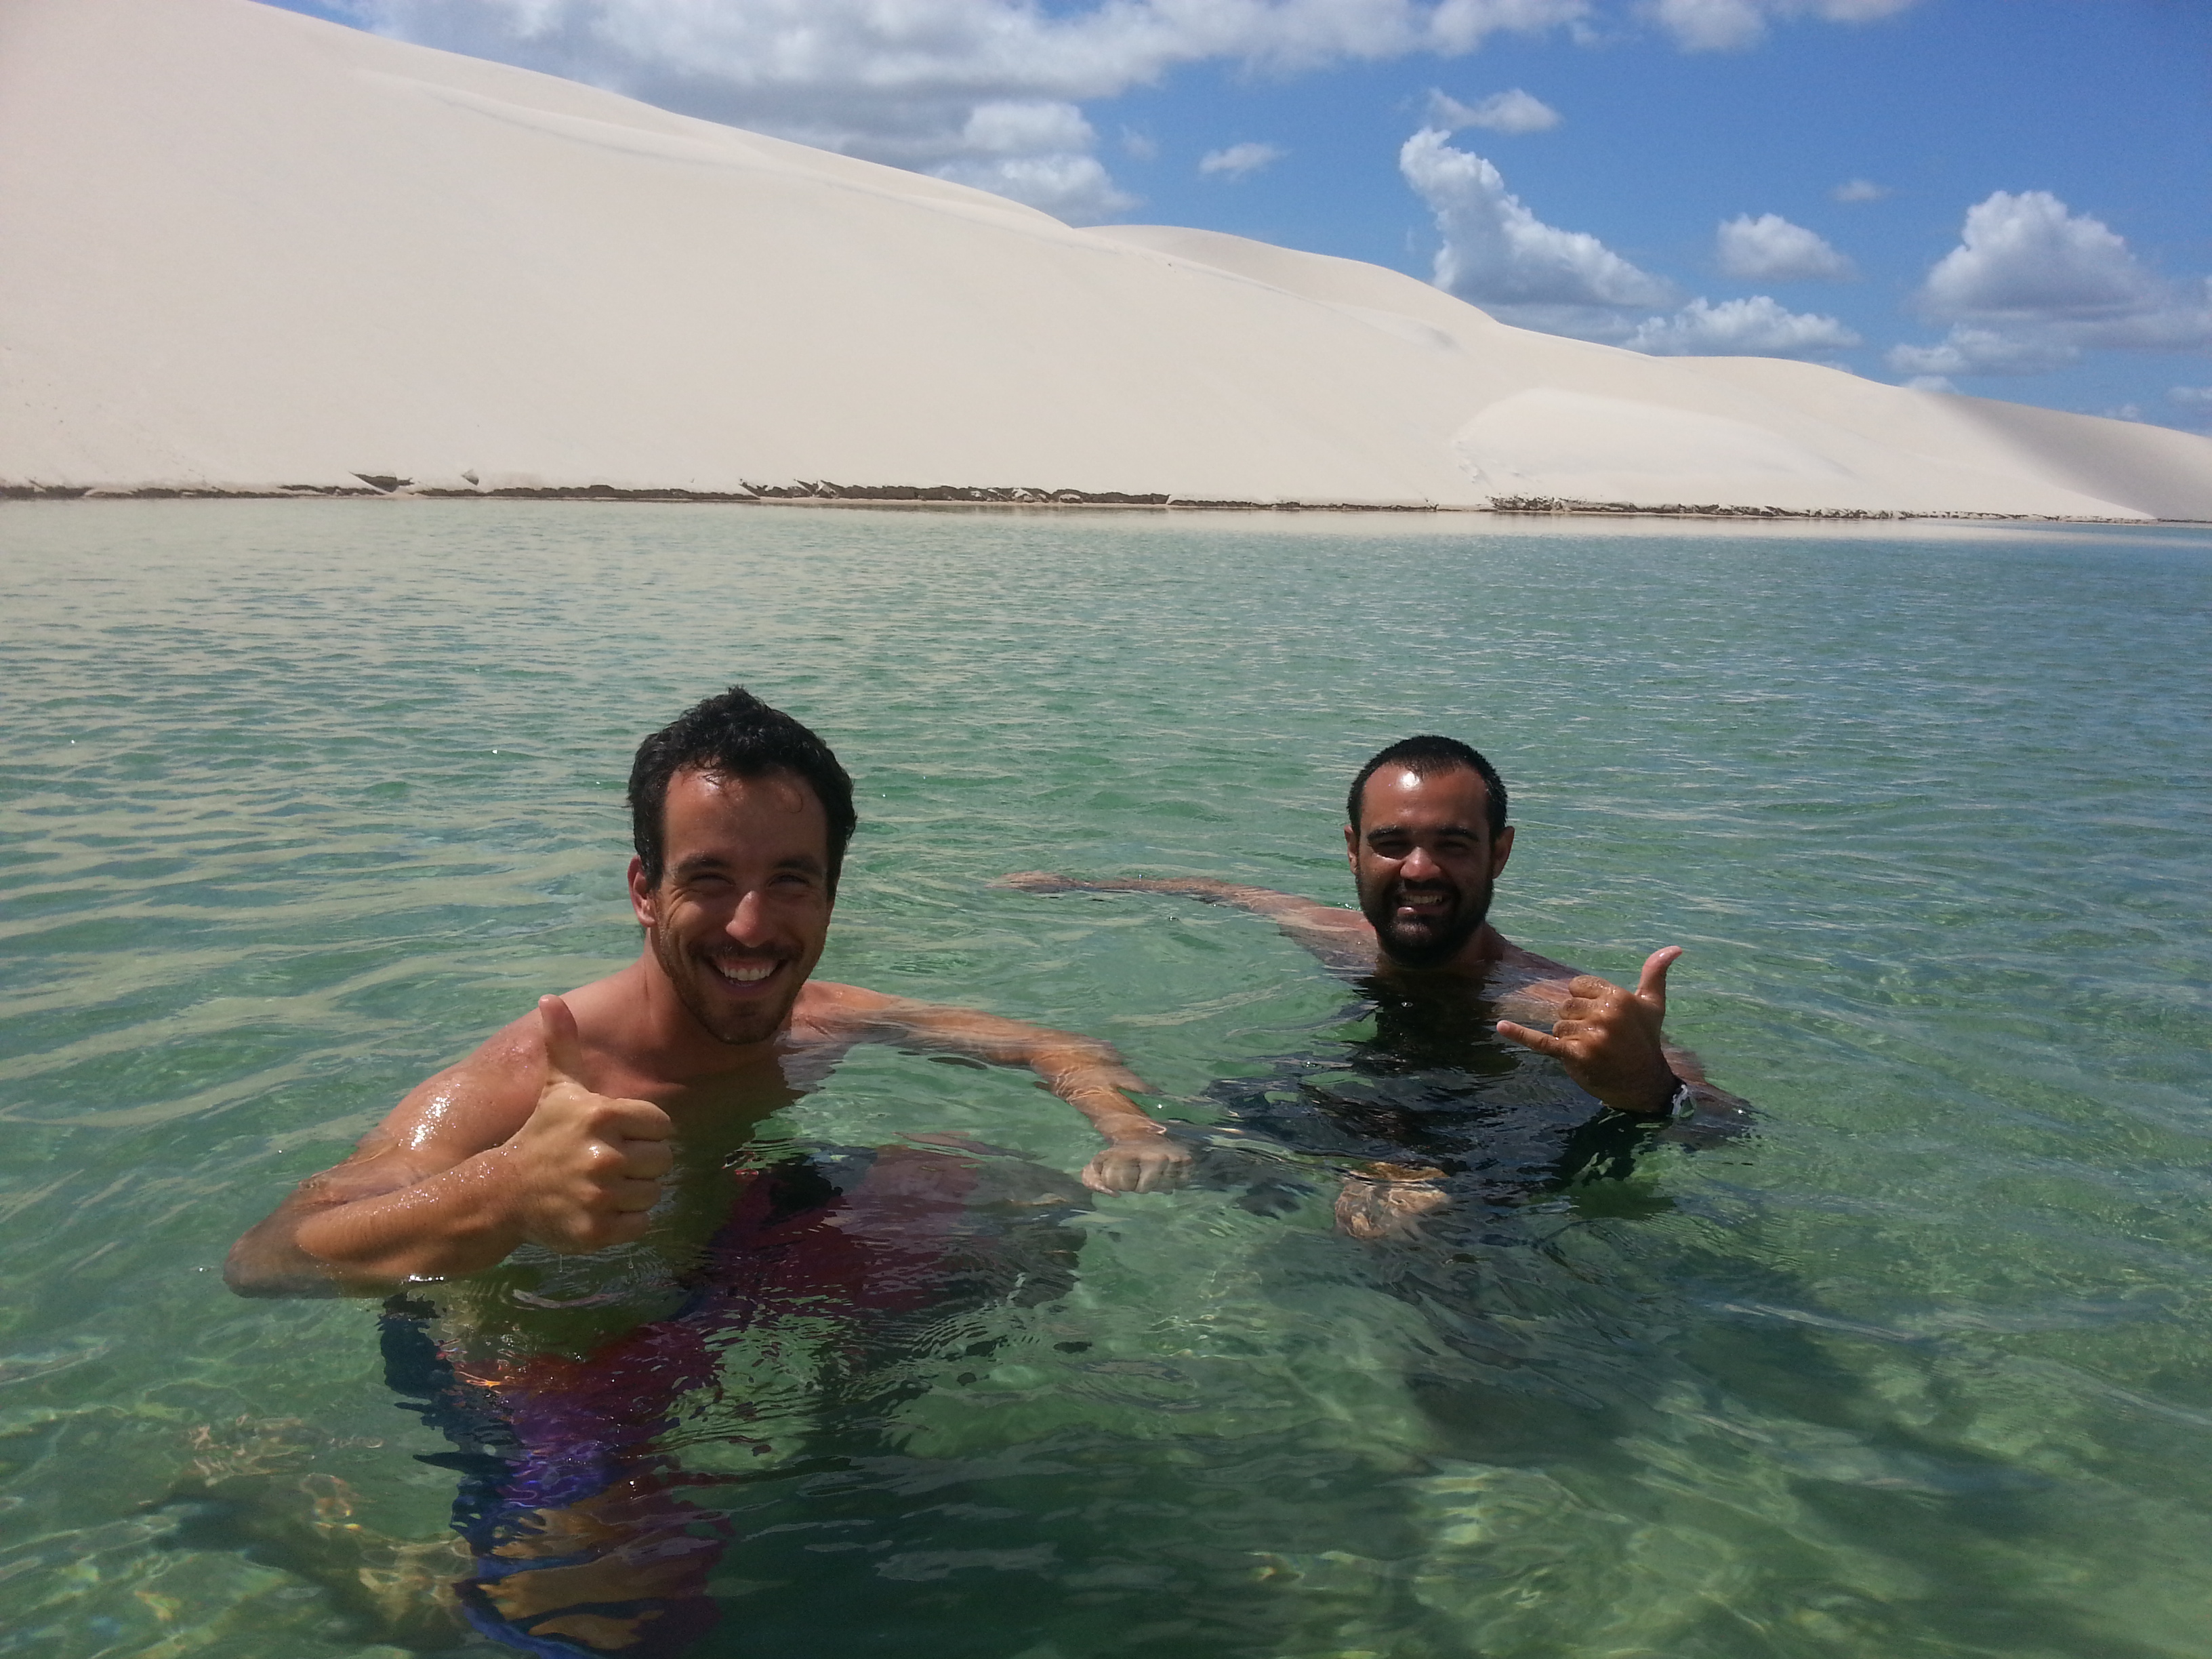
[225,684,1192,1652]
[230,684,1185,1300]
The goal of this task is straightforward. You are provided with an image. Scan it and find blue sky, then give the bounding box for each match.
[264,0,2211,430]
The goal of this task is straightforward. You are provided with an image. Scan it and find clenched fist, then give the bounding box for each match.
[1081,1130,1193,1194]
[1496,947,1682,1115]
[504,995,674,1252]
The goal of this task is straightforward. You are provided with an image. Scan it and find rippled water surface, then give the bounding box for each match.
[4,501,2211,1658]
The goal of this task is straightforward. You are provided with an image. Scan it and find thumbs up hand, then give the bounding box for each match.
[1496,947,1683,1116]
[503,995,675,1253]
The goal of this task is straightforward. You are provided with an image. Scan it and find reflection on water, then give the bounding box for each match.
[3,503,2211,1658]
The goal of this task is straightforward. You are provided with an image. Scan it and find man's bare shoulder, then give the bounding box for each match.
[369,1015,544,1151]
[369,967,632,1154]
[460,1008,549,1069]
[269,1012,545,1224]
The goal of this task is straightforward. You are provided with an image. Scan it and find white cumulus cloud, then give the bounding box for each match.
[2171,386,2212,409]
[1628,294,1860,356]
[1403,131,1867,360]
[1887,190,2212,377]
[1921,190,2161,321]
[1427,87,1563,134]
[1199,141,1286,180]
[1401,127,1673,335]
[930,102,1136,219]
[1715,213,1855,281]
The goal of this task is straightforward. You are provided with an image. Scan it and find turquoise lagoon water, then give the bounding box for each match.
[3,501,2211,1658]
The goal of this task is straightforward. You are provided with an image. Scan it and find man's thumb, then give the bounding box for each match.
[538,994,588,1084]
[1635,947,1682,1012]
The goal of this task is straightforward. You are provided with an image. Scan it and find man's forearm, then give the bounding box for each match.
[1027,1039,1163,1142]
[865,996,1164,1141]
[1027,1036,1194,1194]
[227,1151,527,1296]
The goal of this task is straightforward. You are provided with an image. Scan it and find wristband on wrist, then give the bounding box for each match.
[1605,1075,1698,1121]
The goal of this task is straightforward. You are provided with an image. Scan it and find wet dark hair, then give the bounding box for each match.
[628,687,857,890]
[1347,735,1508,840]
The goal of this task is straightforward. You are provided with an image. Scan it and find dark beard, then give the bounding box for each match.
[1364,880,1491,970]
[651,926,786,1047]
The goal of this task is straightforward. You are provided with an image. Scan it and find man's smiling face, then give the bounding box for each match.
[629,767,834,1047]
[1347,765,1515,970]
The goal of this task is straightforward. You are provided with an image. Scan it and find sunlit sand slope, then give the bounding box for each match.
[4,0,2209,517]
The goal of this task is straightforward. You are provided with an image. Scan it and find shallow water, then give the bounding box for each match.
[3,501,2211,1658]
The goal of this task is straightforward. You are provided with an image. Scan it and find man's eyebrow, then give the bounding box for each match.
[1365,821,1481,839]
[673,851,826,875]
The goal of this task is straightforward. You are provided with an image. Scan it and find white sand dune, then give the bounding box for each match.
[3,0,2208,518]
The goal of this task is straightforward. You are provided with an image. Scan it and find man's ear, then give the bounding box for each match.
[627,857,657,928]
[1344,822,1358,867]
[1490,824,1515,879]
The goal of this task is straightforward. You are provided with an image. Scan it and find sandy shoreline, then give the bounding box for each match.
[5,483,2192,527]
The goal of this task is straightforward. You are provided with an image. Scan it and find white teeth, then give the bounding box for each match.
[715,961,775,983]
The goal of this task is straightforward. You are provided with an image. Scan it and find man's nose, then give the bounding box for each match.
[726,889,775,944]
[1400,844,1441,880]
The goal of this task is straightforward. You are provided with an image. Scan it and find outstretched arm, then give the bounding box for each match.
[813,983,1190,1193]
[1002,872,1376,972]
[224,998,672,1296]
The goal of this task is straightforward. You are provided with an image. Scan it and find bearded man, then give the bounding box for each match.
[1006,735,1744,1237]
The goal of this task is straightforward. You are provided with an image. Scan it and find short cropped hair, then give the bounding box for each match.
[628,687,857,890]
[1347,735,1508,840]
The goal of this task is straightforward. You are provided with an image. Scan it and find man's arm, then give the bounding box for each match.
[811,983,1191,1193]
[1002,872,1376,972]
[224,998,672,1297]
